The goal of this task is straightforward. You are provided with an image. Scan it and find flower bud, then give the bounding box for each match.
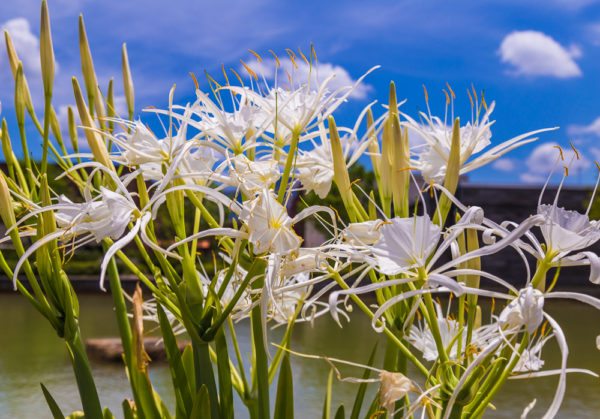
[366,109,381,182]
[329,116,355,218]
[4,32,35,115]
[122,43,135,119]
[78,15,97,100]
[14,64,26,128]
[0,171,16,229]
[40,0,55,98]
[72,77,114,171]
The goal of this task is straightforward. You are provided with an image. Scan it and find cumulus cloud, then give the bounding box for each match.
[0,18,42,75]
[498,30,582,78]
[492,158,517,172]
[520,142,590,183]
[247,58,373,99]
[568,117,600,138]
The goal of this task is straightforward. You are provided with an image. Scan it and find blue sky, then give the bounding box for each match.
[2,0,600,184]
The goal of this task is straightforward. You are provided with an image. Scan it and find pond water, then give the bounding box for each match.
[0,293,599,418]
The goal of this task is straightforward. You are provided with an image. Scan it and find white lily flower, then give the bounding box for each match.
[189,90,272,154]
[55,188,137,243]
[295,141,334,198]
[240,189,302,255]
[404,101,556,183]
[342,220,384,246]
[513,336,552,373]
[498,287,544,334]
[225,65,378,144]
[538,204,600,253]
[373,214,442,275]
[228,154,280,194]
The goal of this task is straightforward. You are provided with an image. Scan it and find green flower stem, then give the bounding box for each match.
[329,268,433,380]
[531,253,555,292]
[277,128,300,203]
[418,269,450,366]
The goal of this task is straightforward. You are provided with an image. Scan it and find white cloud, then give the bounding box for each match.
[492,158,517,172]
[0,18,41,75]
[520,142,590,183]
[498,31,582,78]
[568,117,600,138]
[248,58,373,99]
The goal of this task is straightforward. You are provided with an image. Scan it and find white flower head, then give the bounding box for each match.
[405,100,554,183]
[240,189,302,255]
[229,154,280,194]
[498,287,544,334]
[296,142,334,198]
[373,215,441,275]
[408,316,464,362]
[55,188,137,242]
[538,204,600,254]
[342,220,384,246]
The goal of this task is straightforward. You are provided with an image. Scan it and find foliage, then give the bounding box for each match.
[1,2,600,419]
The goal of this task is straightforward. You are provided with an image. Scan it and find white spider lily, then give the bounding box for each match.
[9,187,140,290]
[498,286,544,334]
[408,316,463,362]
[115,121,172,166]
[373,214,442,275]
[404,102,556,183]
[486,173,600,284]
[439,285,600,419]
[240,189,336,255]
[241,189,302,255]
[295,141,335,198]
[54,189,136,242]
[342,220,384,246]
[538,205,600,253]
[228,154,280,194]
[189,90,273,154]
[225,66,378,143]
[513,335,552,373]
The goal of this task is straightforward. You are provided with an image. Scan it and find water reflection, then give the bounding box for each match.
[0,294,598,417]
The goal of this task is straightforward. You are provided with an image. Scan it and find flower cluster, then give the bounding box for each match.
[1,22,599,417]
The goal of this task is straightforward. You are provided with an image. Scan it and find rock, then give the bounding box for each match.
[85,337,188,363]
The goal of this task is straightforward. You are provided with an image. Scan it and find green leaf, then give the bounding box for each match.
[215,327,234,419]
[182,344,196,395]
[274,353,294,419]
[322,368,334,419]
[193,340,220,419]
[122,400,135,419]
[40,383,64,419]
[66,336,104,419]
[334,404,345,419]
[190,385,211,418]
[350,344,378,419]
[102,407,115,419]
[157,304,193,417]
